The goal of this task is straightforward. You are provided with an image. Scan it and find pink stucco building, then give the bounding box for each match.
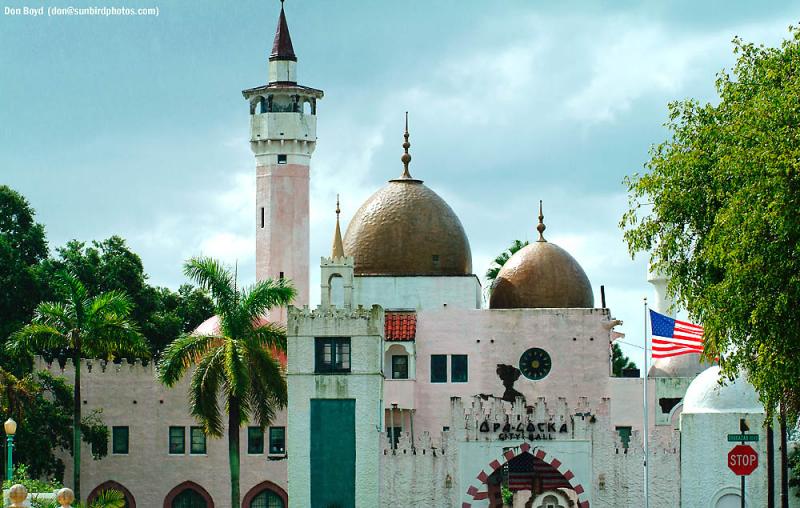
[52,3,794,508]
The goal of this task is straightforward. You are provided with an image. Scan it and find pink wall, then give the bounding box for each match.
[256,163,310,319]
[408,307,615,434]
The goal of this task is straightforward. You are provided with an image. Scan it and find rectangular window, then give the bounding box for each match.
[430,354,447,383]
[616,426,632,449]
[277,154,287,164]
[248,427,264,454]
[269,426,286,454]
[190,426,206,454]
[391,355,409,379]
[451,354,468,383]
[168,426,185,454]
[315,337,351,373]
[112,426,129,454]
[387,426,401,448]
[260,207,265,228]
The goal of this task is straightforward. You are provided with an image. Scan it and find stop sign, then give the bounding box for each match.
[728,444,759,476]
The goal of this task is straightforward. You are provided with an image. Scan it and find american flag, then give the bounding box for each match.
[650,309,704,359]
[505,452,572,491]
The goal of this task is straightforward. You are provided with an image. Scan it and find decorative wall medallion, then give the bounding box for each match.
[519,348,552,380]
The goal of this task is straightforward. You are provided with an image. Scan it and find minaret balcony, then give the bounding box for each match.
[250,112,316,143]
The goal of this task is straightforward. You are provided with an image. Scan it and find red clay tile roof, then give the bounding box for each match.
[385,311,416,341]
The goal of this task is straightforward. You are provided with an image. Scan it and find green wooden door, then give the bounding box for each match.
[310,398,355,508]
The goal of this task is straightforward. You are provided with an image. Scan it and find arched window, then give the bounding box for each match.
[328,273,344,307]
[87,481,136,508]
[172,489,207,508]
[250,489,284,508]
[163,482,214,508]
[243,481,288,508]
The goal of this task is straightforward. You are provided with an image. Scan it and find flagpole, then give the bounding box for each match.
[643,297,650,508]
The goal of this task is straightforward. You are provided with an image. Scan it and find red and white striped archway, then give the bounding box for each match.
[462,442,589,508]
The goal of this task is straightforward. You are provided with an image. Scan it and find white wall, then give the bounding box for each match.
[354,275,482,311]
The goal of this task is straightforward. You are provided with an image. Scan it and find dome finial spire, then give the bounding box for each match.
[332,194,344,258]
[400,111,413,179]
[537,200,546,242]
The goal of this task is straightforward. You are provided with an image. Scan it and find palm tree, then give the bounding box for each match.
[485,239,530,288]
[157,257,294,507]
[6,271,148,501]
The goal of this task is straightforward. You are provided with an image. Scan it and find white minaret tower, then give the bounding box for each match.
[242,0,323,315]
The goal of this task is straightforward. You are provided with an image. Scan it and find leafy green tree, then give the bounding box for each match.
[158,257,294,507]
[0,186,48,374]
[485,240,529,287]
[38,237,213,356]
[611,343,637,377]
[0,369,108,482]
[790,446,800,498]
[6,272,148,501]
[620,27,800,418]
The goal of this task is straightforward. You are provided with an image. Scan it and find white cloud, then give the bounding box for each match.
[198,231,253,265]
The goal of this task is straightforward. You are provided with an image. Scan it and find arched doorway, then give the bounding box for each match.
[464,443,590,508]
[163,481,214,508]
[87,481,136,508]
[242,481,288,508]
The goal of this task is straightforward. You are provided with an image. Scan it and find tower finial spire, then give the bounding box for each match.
[537,200,546,242]
[332,194,344,258]
[271,0,296,62]
[399,111,413,179]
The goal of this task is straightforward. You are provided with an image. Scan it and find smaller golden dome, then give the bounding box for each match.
[489,204,593,309]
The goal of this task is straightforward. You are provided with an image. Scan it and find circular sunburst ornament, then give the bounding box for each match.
[519,347,552,380]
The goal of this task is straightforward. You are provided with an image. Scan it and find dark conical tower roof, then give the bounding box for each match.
[270,1,297,62]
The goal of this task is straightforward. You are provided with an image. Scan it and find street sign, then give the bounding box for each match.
[727,433,759,443]
[728,444,758,476]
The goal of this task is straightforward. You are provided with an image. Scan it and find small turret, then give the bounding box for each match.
[321,197,354,308]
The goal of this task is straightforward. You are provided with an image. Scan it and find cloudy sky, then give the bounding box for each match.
[2,0,796,367]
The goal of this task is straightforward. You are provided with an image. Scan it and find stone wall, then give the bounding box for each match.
[381,431,457,508]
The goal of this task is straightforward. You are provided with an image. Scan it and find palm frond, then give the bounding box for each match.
[189,345,226,437]
[184,257,236,314]
[240,278,296,323]
[88,290,134,319]
[34,301,75,333]
[85,321,150,359]
[88,488,126,508]
[7,323,68,355]
[54,270,89,320]
[158,333,222,387]
[248,323,287,352]
[223,340,250,401]
[247,348,287,427]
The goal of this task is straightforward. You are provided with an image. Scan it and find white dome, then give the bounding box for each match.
[648,353,712,378]
[682,366,763,414]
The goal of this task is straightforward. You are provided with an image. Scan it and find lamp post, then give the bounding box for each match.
[4,418,17,482]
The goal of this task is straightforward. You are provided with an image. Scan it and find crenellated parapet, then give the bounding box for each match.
[288,303,382,327]
[320,255,354,266]
[34,356,156,377]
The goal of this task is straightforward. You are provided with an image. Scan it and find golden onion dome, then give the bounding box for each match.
[489,203,594,309]
[342,114,472,276]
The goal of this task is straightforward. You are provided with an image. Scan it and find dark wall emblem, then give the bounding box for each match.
[519,347,552,380]
[496,364,524,403]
